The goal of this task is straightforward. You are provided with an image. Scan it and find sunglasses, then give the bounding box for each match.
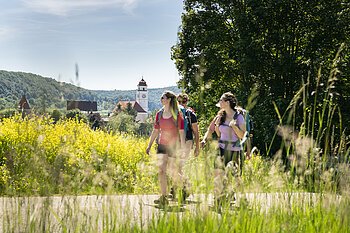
[161,96,168,100]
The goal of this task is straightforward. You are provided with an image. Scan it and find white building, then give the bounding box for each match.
[113,78,149,123]
[136,78,148,113]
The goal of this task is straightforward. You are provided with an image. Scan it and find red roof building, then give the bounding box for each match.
[113,101,147,113]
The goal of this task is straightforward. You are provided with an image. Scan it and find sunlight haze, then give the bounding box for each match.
[0,0,183,90]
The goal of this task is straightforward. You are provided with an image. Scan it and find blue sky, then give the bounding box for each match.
[0,0,183,90]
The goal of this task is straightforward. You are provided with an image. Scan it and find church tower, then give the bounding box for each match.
[136,77,148,112]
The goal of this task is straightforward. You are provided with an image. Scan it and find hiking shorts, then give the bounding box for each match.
[157,144,177,157]
[215,148,243,172]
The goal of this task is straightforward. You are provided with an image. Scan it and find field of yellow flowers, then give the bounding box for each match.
[0,116,158,195]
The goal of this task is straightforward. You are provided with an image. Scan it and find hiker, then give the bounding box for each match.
[165,93,200,201]
[212,92,247,207]
[201,98,252,158]
[177,93,200,157]
[146,91,185,206]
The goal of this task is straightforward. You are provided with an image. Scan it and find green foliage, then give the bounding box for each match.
[1,194,348,232]
[268,61,350,193]
[0,109,17,120]
[172,0,350,155]
[107,112,139,134]
[65,109,88,123]
[50,109,62,123]
[106,111,153,136]
[125,102,137,117]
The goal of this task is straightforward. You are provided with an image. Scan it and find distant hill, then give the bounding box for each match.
[0,70,181,112]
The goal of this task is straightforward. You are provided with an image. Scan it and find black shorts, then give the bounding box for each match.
[214,148,243,172]
[157,144,176,157]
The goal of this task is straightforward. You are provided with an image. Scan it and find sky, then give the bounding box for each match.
[0,0,184,90]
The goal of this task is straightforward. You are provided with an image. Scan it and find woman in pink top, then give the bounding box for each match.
[146,91,185,206]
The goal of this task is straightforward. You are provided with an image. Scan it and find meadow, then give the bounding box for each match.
[0,114,349,232]
[1,70,350,232]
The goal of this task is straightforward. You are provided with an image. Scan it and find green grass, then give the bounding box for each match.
[1,194,348,232]
[1,58,349,232]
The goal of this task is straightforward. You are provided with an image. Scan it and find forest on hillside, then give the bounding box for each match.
[0,70,180,113]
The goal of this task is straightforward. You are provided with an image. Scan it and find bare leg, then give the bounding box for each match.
[168,156,182,188]
[214,168,226,197]
[157,153,168,196]
[179,140,193,188]
[246,137,252,159]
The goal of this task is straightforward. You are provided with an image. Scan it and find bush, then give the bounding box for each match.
[65,109,87,122]
[0,109,17,120]
[51,109,62,123]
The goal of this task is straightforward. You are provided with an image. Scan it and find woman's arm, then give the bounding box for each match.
[214,116,221,138]
[179,129,186,148]
[201,127,213,148]
[229,114,246,140]
[146,128,159,155]
[231,124,245,139]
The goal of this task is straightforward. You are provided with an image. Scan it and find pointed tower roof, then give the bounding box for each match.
[18,95,30,109]
[138,78,147,86]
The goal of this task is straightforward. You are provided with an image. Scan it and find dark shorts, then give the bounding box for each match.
[214,148,244,172]
[157,144,176,157]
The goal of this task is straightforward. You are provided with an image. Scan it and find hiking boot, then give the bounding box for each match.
[167,187,176,199]
[172,186,190,203]
[222,191,236,205]
[228,192,236,204]
[166,186,190,203]
[154,195,169,206]
[181,186,190,202]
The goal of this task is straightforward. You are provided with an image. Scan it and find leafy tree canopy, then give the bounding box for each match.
[172,0,350,155]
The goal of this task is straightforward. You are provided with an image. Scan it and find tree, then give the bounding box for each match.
[107,112,139,134]
[51,109,62,123]
[65,109,87,122]
[125,102,137,117]
[172,0,350,155]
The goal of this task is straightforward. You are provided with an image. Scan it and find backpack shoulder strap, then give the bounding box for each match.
[156,108,164,126]
[233,109,247,131]
[186,108,193,129]
[245,110,251,133]
[187,109,191,121]
[233,110,242,120]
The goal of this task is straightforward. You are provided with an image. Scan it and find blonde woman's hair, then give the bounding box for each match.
[162,91,181,121]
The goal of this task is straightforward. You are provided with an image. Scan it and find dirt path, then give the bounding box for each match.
[0,193,341,232]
